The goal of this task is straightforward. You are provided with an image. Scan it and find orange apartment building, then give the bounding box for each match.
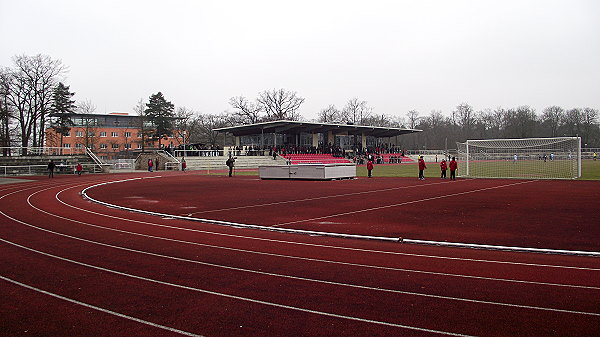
[45,112,185,160]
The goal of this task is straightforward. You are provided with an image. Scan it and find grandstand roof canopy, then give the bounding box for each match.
[214,120,422,138]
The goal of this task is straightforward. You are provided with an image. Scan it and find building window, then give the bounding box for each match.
[76,131,83,137]
[111,144,119,149]
[111,132,118,137]
[100,132,107,137]
[124,144,131,149]
[64,131,70,137]
[137,133,143,138]
[75,143,83,149]
[88,132,94,137]
[137,144,142,149]
[124,132,132,138]
[63,143,71,148]
[100,144,107,149]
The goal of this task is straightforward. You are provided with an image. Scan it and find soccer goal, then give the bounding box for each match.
[457,137,581,179]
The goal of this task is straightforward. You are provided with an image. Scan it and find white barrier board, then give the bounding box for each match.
[259,163,356,180]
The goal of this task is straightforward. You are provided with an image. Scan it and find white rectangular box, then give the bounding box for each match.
[259,163,356,180]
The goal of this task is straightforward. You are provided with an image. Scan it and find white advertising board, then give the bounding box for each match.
[259,163,356,180]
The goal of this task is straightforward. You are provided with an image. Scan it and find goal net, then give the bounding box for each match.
[457,137,581,179]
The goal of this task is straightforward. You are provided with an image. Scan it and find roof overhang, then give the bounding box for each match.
[214,120,422,138]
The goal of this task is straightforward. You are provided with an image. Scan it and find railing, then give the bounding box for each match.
[157,149,180,170]
[0,147,73,156]
[85,147,110,172]
[106,159,135,170]
[174,149,224,157]
[164,162,181,170]
[1,163,102,176]
[157,149,180,163]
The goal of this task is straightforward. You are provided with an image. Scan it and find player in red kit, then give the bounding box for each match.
[440,159,447,179]
[449,157,458,180]
[418,156,427,180]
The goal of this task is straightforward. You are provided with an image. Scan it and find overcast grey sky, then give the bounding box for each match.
[1,0,599,120]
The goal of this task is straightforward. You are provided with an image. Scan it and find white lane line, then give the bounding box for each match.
[275,180,536,226]
[0,275,204,337]
[184,180,454,215]
[81,179,600,257]
[10,195,600,291]
[4,214,600,318]
[0,239,478,337]
[56,184,600,272]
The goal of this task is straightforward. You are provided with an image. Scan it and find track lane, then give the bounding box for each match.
[2,173,600,336]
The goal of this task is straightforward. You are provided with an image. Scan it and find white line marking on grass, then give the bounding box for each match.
[274,180,536,227]
[0,239,478,337]
[0,275,204,337]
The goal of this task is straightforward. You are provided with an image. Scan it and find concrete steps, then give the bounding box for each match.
[180,155,285,170]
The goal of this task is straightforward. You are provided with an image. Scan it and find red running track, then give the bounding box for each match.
[1,171,599,337]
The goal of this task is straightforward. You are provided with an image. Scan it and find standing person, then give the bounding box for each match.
[75,163,83,176]
[226,156,236,177]
[513,154,518,163]
[366,159,374,178]
[440,159,447,179]
[418,156,427,180]
[181,158,187,172]
[594,152,597,161]
[47,160,56,178]
[148,158,153,172]
[449,157,458,180]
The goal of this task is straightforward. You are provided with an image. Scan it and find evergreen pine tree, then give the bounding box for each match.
[50,82,76,149]
[144,92,175,148]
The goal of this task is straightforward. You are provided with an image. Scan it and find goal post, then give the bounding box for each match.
[457,137,581,179]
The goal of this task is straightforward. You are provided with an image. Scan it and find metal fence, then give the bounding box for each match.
[0,147,73,156]
[1,163,104,176]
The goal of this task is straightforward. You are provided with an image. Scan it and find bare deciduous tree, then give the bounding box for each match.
[541,106,564,137]
[342,98,371,125]
[195,113,233,147]
[229,96,263,124]
[133,98,151,152]
[257,88,304,121]
[9,54,67,149]
[453,103,476,139]
[317,104,341,123]
[75,99,99,150]
[581,107,599,146]
[0,68,15,153]
[174,106,196,145]
[406,109,421,129]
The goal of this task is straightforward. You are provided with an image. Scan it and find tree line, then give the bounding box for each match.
[2,54,598,153]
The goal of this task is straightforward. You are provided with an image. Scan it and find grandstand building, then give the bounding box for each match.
[45,112,185,160]
[215,120,421,153]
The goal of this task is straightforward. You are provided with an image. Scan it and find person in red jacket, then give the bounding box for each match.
[440,159,447,179]
[75,163,83,176]
[449,157,458,180]
[366,159,374,178]
[418,156,427,180]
